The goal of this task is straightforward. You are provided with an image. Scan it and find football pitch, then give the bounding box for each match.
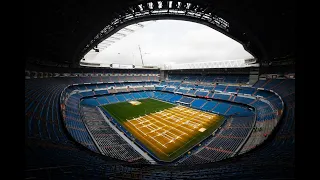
[101,98,225,162]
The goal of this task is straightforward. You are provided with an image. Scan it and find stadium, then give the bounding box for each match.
[25,0,295,179]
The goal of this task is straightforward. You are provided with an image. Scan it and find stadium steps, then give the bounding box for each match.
[211,102,220,112]
[252,89,258,96]
[249,99,258,105]
[189,99,195,104]
[269,80,286,90]
[103,97,110,104]
[260,79,272,88]
[96,99,102,105]
[223,85,229,92]
[114,96,120,102]
[199,101,207,109]
[224,105,233,115]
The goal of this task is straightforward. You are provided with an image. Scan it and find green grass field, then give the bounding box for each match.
[101,98,225,162]
[101,98,175,123]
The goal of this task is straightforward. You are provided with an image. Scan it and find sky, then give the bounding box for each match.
[83,20,253,67]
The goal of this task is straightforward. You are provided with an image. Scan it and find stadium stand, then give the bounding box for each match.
[25,71,294,179]
[81,106,147,163]
[25,0,295,177]
[168,74,250,84]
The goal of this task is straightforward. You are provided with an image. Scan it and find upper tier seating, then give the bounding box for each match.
[168,74,250,84]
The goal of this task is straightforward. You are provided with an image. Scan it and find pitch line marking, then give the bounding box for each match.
[136,117,174,145]
[125,123,169,155]
[148,114,190,135]
[141,117,182,142]
[123,105,221,158]
[168,109,214,125]
[160,112,197,132]
[142,114,189,145]
[156,113,193,133]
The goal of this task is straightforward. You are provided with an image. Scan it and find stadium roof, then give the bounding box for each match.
[25,0,295,68]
